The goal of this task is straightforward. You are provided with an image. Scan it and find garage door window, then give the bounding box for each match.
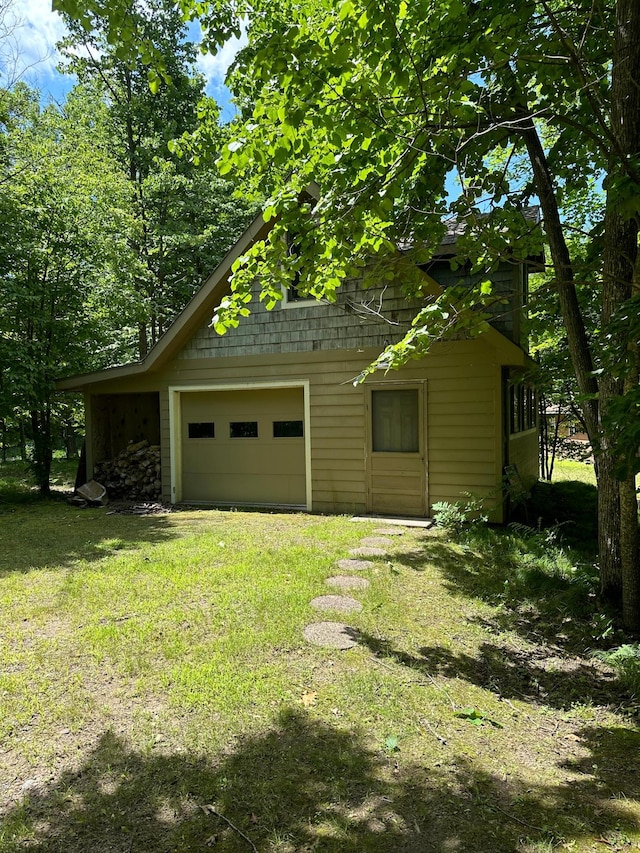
[372,389,419,452]
[273,420,304,438]
[230,421,258,438]
[188,422,215,438]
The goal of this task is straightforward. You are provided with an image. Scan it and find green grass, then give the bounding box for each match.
[0,465,639,853]
[0,457,77,504]
[552,459,597,486]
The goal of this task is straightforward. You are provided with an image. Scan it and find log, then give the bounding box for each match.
[94,440,162,501]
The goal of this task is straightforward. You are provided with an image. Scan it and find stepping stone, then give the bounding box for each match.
[303,622,359,649]
[337,558,376,572]
[349,547,386,557]
[326,575,370,591]
[374,528,404,536]
[310,594,363,613]
[359,536,394,548]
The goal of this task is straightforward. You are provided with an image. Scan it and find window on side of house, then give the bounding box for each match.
[510,384,536,434]
[372,389,420,452]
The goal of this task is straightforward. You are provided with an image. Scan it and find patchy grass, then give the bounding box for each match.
[0,475,639,852]
[0,458,77,505]
[553,459,597,486]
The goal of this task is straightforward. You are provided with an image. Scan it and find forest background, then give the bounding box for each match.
[0,0,259,482]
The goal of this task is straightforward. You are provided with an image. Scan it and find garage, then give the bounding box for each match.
[178,386,307,506]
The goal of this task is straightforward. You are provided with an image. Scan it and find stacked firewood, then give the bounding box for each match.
[93,440,162,500]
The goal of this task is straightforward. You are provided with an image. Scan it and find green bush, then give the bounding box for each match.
[432,494,488,535]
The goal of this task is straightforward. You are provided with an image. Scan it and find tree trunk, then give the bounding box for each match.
[30,408,52,495]
[520,2,640,624]
[599,0,640,621]
[63,423,78,460]
[596,446,623,603]
[19,420,27,462]
[138,321,148,359]
[520,123,600,441]
[538,393,548,480]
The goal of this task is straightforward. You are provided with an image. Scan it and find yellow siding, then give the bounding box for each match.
[63,217,540,522]
[509,429,539,488]
[81,336,517,520]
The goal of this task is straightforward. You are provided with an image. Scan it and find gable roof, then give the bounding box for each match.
[57,203,533,391]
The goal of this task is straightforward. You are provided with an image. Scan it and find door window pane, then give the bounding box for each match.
[372,389,419,452]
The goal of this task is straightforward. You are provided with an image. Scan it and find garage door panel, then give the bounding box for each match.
[183,443,304,476]
[185,472,306,504]
[181,388,306,505]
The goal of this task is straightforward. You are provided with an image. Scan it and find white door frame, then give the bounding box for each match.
[168,380,312,510]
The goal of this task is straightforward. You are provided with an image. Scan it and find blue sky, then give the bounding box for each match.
[3,0,242,119]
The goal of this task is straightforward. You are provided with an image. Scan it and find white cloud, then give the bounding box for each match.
[195,26,247,121]
[2,1,246,107]
[195,25,247,92]
[2,0,70,91]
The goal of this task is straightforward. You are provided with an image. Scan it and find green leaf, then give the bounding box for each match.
[384,735,399,752]
[338,0,356,20]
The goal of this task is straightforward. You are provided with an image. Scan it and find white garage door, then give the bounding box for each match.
[180,387,306,506]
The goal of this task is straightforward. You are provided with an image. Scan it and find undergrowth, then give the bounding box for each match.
[0,458,76,505]
[449,519,598,611]
[432,477,614,652]
[595,644,640,700]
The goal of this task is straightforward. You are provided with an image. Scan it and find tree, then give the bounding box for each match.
[527,211,601,481]
[54,0,640,628]
[0,83,134,491]
[58,0,258,358]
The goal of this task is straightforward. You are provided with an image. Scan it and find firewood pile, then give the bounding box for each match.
[93,440,162,500]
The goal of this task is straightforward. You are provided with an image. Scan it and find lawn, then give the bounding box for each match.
[553,459,597,486]
[0,462,639,852]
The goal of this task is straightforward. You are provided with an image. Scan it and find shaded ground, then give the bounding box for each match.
[1,467,639,852]
[3,710,640,853]
[515,478,599,555]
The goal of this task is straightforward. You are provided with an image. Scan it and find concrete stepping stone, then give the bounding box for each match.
[373,528,404,536]
[326,575,370,591]
[349,546,386,557]
[303,622,359,649]
[337,558,376,571]
[359,536,394,548]
[310,594,363,613]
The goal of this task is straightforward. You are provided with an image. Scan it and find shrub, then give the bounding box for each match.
[432,494,488,536]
